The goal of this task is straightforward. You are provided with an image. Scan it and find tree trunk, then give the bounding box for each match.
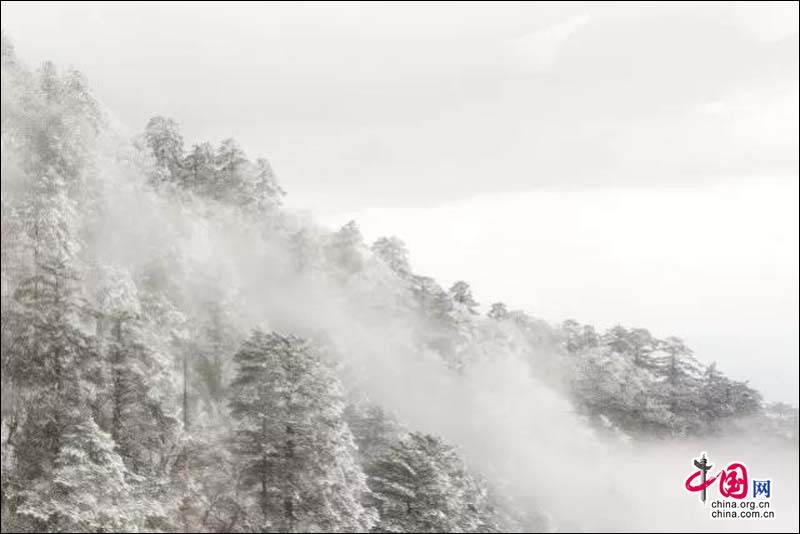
[261,416,268,520]
[284,423,295,531]
[183,353,189,431]
[111,318,123,444]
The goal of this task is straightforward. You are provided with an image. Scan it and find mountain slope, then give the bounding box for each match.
[1,34,796,533]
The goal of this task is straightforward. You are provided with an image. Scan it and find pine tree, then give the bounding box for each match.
[106,319,180,475]
[1,260,115,529]
[16,390,148,533]
[627,328,658,368]
[372,236,411,276]
[182,142,217,196]
[228,331,375,532]
[410,276,451,319]
[602,325,631,355]
[144,116,185,182]
[327,220,365,274]
[727,380,762,417]
[449,281,479,315]
[581,325,599,349]
[651,336,704,432]
[367,432,497,533]
[560,319,583,353]
[249,157,285,212]
[344,400,403,464]
[487,302,508,321]
[700,362,733,420]
[215,138,248,203]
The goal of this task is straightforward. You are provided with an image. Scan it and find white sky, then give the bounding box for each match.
[2,1,798,401]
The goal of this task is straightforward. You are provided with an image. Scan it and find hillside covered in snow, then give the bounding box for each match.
[1,33,797,533]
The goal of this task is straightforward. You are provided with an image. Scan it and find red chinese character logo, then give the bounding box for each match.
[685,454,749,504]
[718,462,748,499]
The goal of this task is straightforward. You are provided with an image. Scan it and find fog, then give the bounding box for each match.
[4,2,796,407]
[321,180,800,403]
[1,3,798,533]
[59,128,795,531]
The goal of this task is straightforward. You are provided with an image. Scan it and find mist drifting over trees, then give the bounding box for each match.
[0,32,797,533]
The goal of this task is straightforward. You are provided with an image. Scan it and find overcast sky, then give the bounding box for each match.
[2,1,798,401]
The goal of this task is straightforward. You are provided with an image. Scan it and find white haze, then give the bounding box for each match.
[3,1,798,401]
[1,3,798,532]
[317,180,800,403]
[55,129,794,532]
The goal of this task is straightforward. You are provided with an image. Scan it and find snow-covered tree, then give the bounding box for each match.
[367,432,497,533]
[144,116,185,179]
[249,157,285,212]
[228,331,375,532]
[449,281,479,315]
[327,220,365,275]
[16,399,153,533]
[653,336,703,413]
[487,302,508,321]
[372,236,411,276]
[0,33,783,533]
[182,142,217,196]
[215,138,248,203]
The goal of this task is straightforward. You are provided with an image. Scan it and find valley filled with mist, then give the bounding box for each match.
[0,33,797,533]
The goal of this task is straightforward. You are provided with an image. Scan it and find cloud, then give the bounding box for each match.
[512,13,590,69]
[729,2,799,43]
[617,77,800,179]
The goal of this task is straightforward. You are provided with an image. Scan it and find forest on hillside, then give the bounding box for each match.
[0,33,797,533]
